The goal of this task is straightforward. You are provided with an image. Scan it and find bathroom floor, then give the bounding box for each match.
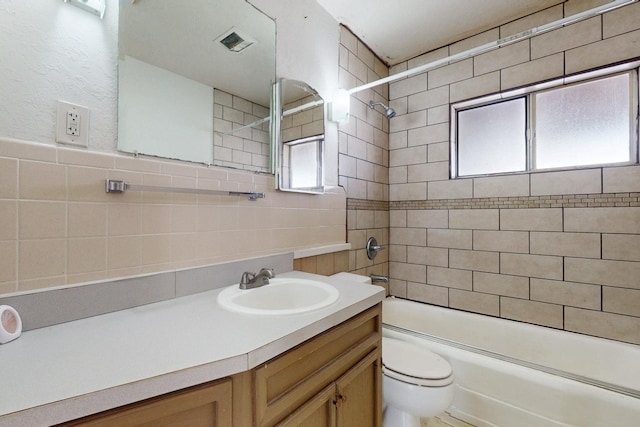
[422,413,476,427]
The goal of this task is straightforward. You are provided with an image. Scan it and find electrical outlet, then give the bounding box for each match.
[56,101,89,147]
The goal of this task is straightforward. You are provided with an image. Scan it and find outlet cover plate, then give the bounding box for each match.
[56,100,89,147]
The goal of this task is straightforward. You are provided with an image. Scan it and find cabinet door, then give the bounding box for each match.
[275,383,337,427]
[335,349,382,427]
[58,379,232,427]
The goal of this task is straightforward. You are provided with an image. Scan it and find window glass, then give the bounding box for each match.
[457,98,527,176]
[535,74,631,169]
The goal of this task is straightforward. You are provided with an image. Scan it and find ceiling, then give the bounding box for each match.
[315,0,563,65]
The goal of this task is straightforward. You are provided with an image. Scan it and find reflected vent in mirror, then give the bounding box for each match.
[216,27,256,53]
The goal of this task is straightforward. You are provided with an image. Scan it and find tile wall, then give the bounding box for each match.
[387,0,640,344]
[338,27,391,286]
[0,137,346,295]
[213,89,270,172]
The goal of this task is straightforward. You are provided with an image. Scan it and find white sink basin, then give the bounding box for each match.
[217,278,339,315]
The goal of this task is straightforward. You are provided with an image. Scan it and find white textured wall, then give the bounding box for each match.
[0,0,342,184]
[0,0,119,152]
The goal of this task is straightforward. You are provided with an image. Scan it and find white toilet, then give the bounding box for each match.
[382,336,455,427]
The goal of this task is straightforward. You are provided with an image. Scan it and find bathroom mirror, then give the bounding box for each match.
[117,0,276,172]
[273,79,325,194]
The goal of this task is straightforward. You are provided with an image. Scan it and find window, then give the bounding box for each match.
[452,65,639,178]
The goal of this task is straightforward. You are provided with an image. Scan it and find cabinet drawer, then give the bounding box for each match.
[57,379,232,427]
[254,304,381,426]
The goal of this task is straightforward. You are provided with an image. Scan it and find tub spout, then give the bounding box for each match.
[370,274,389,284]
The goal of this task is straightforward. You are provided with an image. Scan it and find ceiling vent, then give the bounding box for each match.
[215,27,256,53]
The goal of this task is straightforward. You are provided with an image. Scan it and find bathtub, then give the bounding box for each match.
[382,297,640,427]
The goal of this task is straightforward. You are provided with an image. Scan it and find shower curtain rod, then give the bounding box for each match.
[348,0,638,95]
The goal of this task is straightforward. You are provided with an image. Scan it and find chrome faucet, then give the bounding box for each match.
[370,274,389,284]
[239,268,275,290]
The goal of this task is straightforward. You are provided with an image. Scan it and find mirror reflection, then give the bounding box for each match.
[275,79,325,193]
[117,0,276,172]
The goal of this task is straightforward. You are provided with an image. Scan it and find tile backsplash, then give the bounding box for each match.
[0,137,346,295]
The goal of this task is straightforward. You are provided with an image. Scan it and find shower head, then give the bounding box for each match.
[369,101,396,119]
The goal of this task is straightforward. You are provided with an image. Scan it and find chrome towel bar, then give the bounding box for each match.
[105,179,265,201]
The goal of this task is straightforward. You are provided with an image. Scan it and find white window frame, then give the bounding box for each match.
[450,61,640,179]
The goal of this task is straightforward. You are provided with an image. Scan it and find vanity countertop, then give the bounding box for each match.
[0,271,384,426]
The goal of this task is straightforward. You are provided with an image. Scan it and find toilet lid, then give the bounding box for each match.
[382,337,452,381]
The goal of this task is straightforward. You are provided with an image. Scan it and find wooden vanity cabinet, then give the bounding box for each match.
[58,304,381,427]
[254,304,382,427]
[58,377,233,427]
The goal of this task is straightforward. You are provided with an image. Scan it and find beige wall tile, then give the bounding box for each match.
[142,235,172,266]
[0,158,18,198]
[428,179,473,200]
[0,139,56,162]
[171,205,197,233]
[428,229,472,249]
[565,307,640,344]
[473,272,529,298]
[449,209,499,230]
[603,287,640,317]
[473,230,529,253]
[566,29,640,74]
[141,205,172,235]
[531,169,601,196]
[389,279,407,298]
[501,297,563,329]
[407,282,448,306]
[67,238,106,274]
[407,209,448,228]
[603,165,640,193]
[390,182,427,201]
[501,53,564,90]
[450,289,499,316]
[19,239,65,280]
[531,17,601,59]
[68,203,107,238]
[409,122,449,145]
[408,85,449,112]
[389,244,407,263]
[408,162,449,182]
[408,246,448,267]
[390,261,426,283]
[473,174,529,198]
[0,241,17,284]
[107,236,141,270]
[68,166,110,203]
[390,73,428,100]
[427,266,472,290]
[450,72,500,103]
[428,59,473,89]
[19,201,66,239]
[501,253,563,280]
[450,249,499,273]
[0,201,17,241]
[602,234,640,262]
[19,160,66,200]
[108,204,142,236]
[474,40,529,75]
[603,1,640,37]
[564,207,640,234]
[565,257,640,289]
[531,278,601,310]
[390,145,427,167]
[500,208,562,231]
[428,142,449,163]
[171,233,197,262]
[451,28,499,55]
[390,227,426,246]
[530,232,601,258]
[59,148,114,169]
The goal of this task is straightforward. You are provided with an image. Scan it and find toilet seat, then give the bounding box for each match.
[382,337,454,387]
